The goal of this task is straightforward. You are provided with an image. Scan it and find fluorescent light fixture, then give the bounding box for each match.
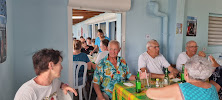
[72,16,84,19]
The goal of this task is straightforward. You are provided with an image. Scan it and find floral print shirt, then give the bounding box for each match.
[93,54,132,99]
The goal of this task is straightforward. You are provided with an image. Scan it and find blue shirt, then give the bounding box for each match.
[95,36,110,52]
[93,54,132,99]
[179,83,219,100]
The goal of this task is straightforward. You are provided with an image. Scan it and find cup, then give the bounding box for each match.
[120,77,126,83]
[141,79,147,88]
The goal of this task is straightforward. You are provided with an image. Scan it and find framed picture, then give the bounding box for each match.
[0,0,7,63]
[186,16,197,36]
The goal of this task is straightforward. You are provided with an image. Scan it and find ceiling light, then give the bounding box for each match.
[72,16,84,19]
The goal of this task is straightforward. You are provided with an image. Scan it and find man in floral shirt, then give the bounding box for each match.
[93,40,147,100]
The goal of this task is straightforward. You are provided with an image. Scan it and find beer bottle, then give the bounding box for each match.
[136,72,141,93]
[181,64,186,83]
[163,68,170,86]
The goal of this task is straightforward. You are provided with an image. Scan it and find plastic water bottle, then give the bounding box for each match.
[156,78,160,88]
[216,53,222,66]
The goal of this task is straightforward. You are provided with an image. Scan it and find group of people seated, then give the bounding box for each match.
[14,29,222,100]
[144,40,221,100]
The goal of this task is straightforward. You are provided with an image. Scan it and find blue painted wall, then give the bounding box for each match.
[0,0,14,99]
[1,0,222,99]
[125,0,168,75]
[12,0,70,94]
[167,0,179,64]
[183,0,222,58]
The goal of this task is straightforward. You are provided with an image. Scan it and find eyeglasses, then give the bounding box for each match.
[188,46,198,48]
[149,46,160,49]
[81,41,86,44]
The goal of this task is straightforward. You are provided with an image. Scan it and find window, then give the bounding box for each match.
[208,13,222,45]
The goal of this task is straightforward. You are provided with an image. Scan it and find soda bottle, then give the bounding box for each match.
[181,64,186,83]
[136,72,141,93]
[163,68,170,86]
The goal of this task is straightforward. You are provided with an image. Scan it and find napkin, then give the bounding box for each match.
[123,83,134,87]
[171,78,181,82]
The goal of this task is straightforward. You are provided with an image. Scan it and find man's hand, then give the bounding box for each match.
[89,51,94,55]
[169,73,176,79]
[209,55,220,67]
[139,72,148,79]
[198,51,206,57]
[61,84,78,96]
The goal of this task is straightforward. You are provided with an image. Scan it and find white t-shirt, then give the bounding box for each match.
[138,52,170,74]
[176,52,190,72]
[14,77,61,100]
[95,51,109,64]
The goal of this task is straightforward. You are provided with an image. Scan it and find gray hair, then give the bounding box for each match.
[108,40,120,49]
[185,55,215,81]
[186,40,196,47]
[146,39,158,49]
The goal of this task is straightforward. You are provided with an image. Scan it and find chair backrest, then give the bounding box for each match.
[73,61,87,88]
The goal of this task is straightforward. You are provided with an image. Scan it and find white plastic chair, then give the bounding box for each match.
[73,61,88,100]
[88,81,93,100]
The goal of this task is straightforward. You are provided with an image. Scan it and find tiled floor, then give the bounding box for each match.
[73,88,97,100]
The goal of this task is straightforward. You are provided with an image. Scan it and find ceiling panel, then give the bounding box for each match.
[72,9,104,25]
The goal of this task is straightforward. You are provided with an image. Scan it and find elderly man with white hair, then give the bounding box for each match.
[146,55,219,100]
[93,40,148,100]
[138,39,179,79]
[176,40,207,72]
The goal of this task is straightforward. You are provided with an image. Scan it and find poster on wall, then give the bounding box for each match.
[0,0,7,63]
[176,23,182,34]
[186,16,197,36]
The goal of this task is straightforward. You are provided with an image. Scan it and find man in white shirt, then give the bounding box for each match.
[176,40,206,72]
[138,40,179,79]
[14,49,77,100]
[95,39,109,64]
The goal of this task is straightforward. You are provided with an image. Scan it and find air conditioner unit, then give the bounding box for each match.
[68,0,131,13]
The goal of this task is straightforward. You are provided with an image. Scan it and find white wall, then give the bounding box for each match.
[0,0,14,99]
[183,0,222,57]
[72,22,88,39]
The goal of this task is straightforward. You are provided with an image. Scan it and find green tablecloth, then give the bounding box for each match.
[112,81,151,100]
[112,79,180,100]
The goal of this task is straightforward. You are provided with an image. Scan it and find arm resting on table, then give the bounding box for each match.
[140,68,165,79]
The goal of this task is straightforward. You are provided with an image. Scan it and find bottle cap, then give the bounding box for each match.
[156,78,159,81]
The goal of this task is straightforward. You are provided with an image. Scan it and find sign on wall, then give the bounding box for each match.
[0,0,7,63]
[186,16,197,36]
